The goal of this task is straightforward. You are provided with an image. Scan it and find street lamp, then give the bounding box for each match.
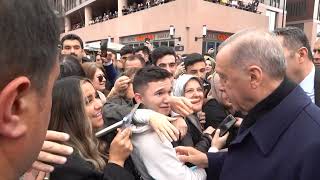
[195,25,207,41]
[169,25,181,41]
[107,36,112,43]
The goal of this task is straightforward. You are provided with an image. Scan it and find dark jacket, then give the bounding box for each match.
[103,96,134,125]
[50,152,134,180]
[207,86,320,180]
[203,99,239,146]
[173,114,211,153]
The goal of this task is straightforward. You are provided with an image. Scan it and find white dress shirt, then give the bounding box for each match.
[299,65,315,103]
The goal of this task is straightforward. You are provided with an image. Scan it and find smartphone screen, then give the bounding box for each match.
[211,114,237,137]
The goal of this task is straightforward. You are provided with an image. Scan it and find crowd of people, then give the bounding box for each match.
[204,0,260,13]
[122,0,175,16]
[89,11,118,26]
[2,1,320,180]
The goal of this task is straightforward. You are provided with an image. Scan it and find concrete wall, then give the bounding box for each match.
[61,0,269,53]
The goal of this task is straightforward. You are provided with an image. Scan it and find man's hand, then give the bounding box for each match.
[211,129,229,150]
[149,113,179,142]
[171,117,188,139]
[32,130,73,173]
[168,96,195,117]
[175,146,208,168]
[114,76,131,92]
[174,62,185,79]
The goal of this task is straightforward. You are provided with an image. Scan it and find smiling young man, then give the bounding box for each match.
[130,66,206,180]
[0,1,61,179]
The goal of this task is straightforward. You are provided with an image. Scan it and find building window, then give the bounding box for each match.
[318,1,320,20]
[260,0,281,8]
[266,10,277,31]
[287,0,307,17]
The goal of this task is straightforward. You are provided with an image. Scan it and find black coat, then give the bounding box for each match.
[50,152,134,180]
[172,114,211,153]
[202,99,239,146]
[207,86,320,180]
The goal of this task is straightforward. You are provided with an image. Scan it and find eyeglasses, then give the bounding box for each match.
[313,49,320,54]
[97,75,106,82]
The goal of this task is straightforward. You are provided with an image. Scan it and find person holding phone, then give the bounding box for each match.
[46,77,135,180]
[176,30,320,180]
[172,74,229,153]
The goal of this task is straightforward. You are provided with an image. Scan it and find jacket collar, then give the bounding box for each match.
[230,86,312,156]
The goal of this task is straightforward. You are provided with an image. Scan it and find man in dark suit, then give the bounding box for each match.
[175,30,320,180]
[273,27,320,107]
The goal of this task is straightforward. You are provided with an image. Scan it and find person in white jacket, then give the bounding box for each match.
[130,66,207,180]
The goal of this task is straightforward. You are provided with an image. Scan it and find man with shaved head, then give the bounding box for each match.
[175,30,320,180]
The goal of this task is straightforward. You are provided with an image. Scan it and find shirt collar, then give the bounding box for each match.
[299,65,315,95]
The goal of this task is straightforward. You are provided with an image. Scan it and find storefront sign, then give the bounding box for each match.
[120,31,170,44]
[206,31,232,42]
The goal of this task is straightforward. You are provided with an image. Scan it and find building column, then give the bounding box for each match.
[118,0,128,17]
[85,6,92,27]
[64,16,71,32]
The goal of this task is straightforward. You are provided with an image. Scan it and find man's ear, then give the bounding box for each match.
[0,77,31,138]
[134,93,143,104]
[248,65,262,89]
[297,47,308,64]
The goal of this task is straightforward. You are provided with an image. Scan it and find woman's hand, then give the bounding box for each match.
[197,111,206,128]
[108,128,133,167]
[171,116,188,139]
[211,129,229,150]
[149,113,179,142]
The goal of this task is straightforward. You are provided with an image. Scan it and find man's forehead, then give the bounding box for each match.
[147,79,172,89]
[63,39,81,46]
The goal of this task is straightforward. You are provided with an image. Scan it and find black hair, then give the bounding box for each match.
[184,53,205,69]
[120,45,134,56]
[0,0,59,92]
[58,55,86,79]
[151,46,176,65]
[133,66,172,94]
[273,27,313,60]
[100,41,108,52]
[134,46,150,55]
[125,55,146,66]
[61,34,84,49]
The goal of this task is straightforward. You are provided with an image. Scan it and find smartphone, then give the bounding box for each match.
[212,114,237,137]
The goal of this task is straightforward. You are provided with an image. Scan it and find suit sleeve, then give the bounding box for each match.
[206,152,227,180]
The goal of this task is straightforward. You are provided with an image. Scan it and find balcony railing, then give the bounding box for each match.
[122,0,175,16]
